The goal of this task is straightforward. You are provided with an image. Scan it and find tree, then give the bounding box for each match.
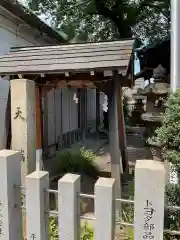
[150,90,180,238]
[25,0,170,42]
[151,90,180,176]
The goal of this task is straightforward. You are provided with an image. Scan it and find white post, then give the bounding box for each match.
[26,171,49,240]
[11,79,36,185]
[0,150,22,240]
[95,177,116,240]
[171,0,180,92]
[58,174,80,240]
[134,160,166,240]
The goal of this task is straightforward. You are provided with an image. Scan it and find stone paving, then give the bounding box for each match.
[95,126,152,173]
[44,126,152,178]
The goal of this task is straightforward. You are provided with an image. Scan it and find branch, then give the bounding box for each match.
[94,0,119,24]
[136,1,170,23]
[93,0,131,37]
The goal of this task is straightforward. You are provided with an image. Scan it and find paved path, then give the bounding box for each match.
[95,126,152,173]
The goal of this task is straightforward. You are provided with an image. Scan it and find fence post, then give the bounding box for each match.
[26,171,49,240]
[0,149,22,240]
[58,174,80,240]
[95,177,116,240]
[134,160,166,240]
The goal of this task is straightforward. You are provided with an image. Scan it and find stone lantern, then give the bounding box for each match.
[140,64,170,161]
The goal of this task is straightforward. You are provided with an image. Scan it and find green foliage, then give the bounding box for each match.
[121,178,134,239]
[80,221,94,240]
[49,217,94,240]
[55,147,100,178]
[123,98,131,125]
[49,217,59,240]
[164,184,180,239]
[150,89,180,172]
[26,0,170,42]
[150,89,180,238]
[126,227,134,240]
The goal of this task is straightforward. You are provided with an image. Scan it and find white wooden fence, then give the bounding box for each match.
[0,149,169,240]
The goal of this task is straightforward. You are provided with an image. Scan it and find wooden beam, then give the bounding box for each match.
[42,91,49,153]
[116,75,128,173]
[36,86,42,150]
[5,89,11,149]
[104,70,113,77]
[108,75,122,202]
[96,88,100,131]
[36,86,43,170]
[42,72,109,83]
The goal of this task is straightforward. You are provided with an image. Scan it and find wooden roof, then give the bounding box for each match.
[0,40,134,76]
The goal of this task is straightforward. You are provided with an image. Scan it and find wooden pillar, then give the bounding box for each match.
[96,88,100,131]
[108,76,123,200]
[5,89,11,149]
[42,90,49,154]
[11,79,36,185]
[79,89,87,141]
[36,86,43,170]
[116,80,128,173]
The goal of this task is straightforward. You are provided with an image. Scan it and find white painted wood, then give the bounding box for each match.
[58,174,80,240]
[95,177,116,240]
[134,160,166,240]
[26,171,49,240]
[11,79,36,185]
[0,150,22,240]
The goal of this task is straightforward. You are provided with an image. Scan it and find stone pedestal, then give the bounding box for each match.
[11,79,36,185]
